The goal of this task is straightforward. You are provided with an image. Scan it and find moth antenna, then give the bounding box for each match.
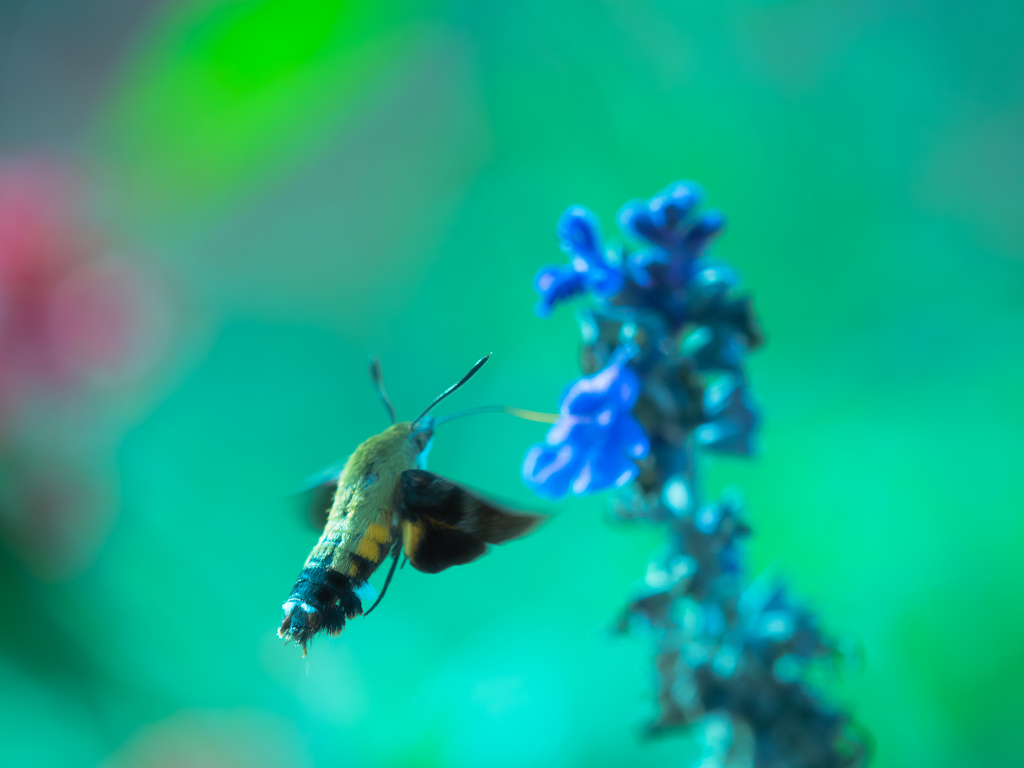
[412,354,491,428]
[368,355,397,425]
[432,404,560,427]
[363,545,401,616]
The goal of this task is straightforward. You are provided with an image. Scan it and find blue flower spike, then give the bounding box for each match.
[522,345,649,499]
[533,206,624,317]
[526,182,866,767]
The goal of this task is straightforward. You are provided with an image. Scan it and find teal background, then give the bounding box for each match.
[1,1,1022,766]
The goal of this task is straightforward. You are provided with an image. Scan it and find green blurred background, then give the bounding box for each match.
[0,0,1021,766]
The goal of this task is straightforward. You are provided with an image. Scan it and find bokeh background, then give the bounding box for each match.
[0,1,1021,766]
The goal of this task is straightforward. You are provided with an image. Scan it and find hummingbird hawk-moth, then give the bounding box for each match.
[278,355,545,655]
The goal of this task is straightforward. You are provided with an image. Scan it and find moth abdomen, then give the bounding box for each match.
[278,566,365,656]
[340,520,397,579]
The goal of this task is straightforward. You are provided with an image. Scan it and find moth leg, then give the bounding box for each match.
[363,542,402,616]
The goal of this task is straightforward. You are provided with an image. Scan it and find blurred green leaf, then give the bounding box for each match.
[97,0,431,221]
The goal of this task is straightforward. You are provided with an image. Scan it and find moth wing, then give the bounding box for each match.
[400,469,544,574]
[294,461,345,530]
[401,519,487,575]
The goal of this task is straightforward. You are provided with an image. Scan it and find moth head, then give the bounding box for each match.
[370,354,490,472]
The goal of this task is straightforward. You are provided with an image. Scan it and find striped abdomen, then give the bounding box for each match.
[278,471,402,654]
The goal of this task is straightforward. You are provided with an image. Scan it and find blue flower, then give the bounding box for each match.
[617,181,725,288]
[526,183,865,764]
[522,346,649,498]
[533,206,625,317]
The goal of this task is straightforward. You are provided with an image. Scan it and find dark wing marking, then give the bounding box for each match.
[403,518,486,574]
[399,469,543,574]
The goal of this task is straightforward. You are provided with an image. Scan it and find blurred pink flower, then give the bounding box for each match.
[0,157,172,577]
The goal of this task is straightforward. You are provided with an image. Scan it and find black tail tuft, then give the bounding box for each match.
[277,567,363,656]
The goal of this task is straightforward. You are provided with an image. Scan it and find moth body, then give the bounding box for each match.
[279,422,431,653]
[278,355,544,655]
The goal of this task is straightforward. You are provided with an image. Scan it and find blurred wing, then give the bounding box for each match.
[294,462,345,530]
[298,461,346,492]
[399,469,544,574]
